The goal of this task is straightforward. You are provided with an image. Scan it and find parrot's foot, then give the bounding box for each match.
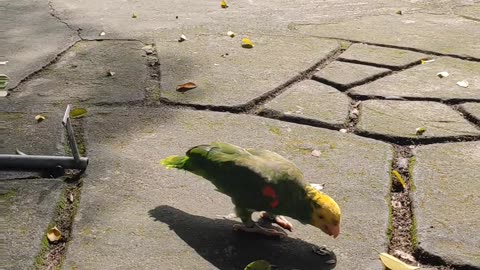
[259,212,293,231]
[232,223,287,238]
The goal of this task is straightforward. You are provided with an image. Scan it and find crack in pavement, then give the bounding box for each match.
[47,0,83,40]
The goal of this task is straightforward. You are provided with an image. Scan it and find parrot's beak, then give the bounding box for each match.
[327,224,340,239]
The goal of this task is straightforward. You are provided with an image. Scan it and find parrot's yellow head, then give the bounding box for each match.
[305,185,341,238]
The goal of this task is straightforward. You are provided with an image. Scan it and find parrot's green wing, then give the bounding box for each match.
[186,142,305,186]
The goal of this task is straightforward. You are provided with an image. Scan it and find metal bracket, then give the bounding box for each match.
[0,105,89,174]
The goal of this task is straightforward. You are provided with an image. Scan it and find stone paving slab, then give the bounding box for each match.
[460,102,480,122]
[156,32,339,107]
[313,61,390,89]
[0,179,64,270]
[453,3,480,21]
[263,80,350,126]
[1,0,79,90]
[357,100,480,138]
[349,57,480,101]
[64,107,392,270]
[412,142,480,268]
[338,44,428,69]
[295,13,480,59]
[11,40,152,105]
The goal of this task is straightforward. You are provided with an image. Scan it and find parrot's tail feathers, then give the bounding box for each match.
[160,155,189,169]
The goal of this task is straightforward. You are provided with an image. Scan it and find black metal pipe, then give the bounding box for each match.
[0,155,88,170]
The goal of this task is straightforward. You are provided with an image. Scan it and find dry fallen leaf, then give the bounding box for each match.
[47,226,62,242]
[379,253,419,270]
[178,34,187,42]
[241,38,254,48]
[244,260,271,270]
[436,71,449,78]
[176,82,197,92]
[456,80,469,88]
[35,115,46,122]
[132,12,138,18]
[392,170,406,189]
[420,59,435,64]
[396,10,403,15]
[69,108,88,119]
[227,31,235,37]
[220,0,229,8]
[415,127,426,135]
[311,149,322,157]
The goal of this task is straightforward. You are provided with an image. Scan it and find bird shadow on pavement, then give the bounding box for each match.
[148,205,337,270]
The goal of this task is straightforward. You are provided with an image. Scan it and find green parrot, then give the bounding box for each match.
[160,142,341,238]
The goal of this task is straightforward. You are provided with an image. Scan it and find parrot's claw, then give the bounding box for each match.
[259,212,293,231]
[232,223,287,238]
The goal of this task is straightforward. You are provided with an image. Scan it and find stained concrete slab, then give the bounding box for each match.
[0,108,65,180]
[338,44,428,69]
[295,13,480,59]
[412,142,480,268]
[0,179,64,270]
[453,3,480,21]
[460,102,480,122]
[156,32,339,107]
[349,57,480,101]
[1,0,79,90]
[357,100,480,138]
[64,107,392,270]
[48,0,468,40]
[313,61,390,88]
[263,80,350,125]
[11,40,152,105]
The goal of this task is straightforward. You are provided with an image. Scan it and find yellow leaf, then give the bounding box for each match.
[47,226,62,242]
[244,260,272,270]
[220,0,229,8]
[392,170,406,189]
[415,127,426,136]
[69,108,88,119]
[176,82,197,92]
[241,38,254,48]
[380,253,419,270]
[35,115,46,122]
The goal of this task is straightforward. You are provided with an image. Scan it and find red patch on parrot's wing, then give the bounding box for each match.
[262,185,277,198]
[270,199,279,208]
[262,185,280,208]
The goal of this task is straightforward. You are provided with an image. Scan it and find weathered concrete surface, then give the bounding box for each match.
[460,102,480,122]
[338,44,427,69]
[412,142,480,268]
[350,58,480,101]
[453,3,480,21]
[263,80,350,125]
[0,179,64,270]
[295,12,480,59]
[64,107,392,270]
[313,61,390,88]
[157,33,339,107]
[357,100,480,138]
[1,0,79,90]
[47,0,455,40]
[11,40,153,105]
